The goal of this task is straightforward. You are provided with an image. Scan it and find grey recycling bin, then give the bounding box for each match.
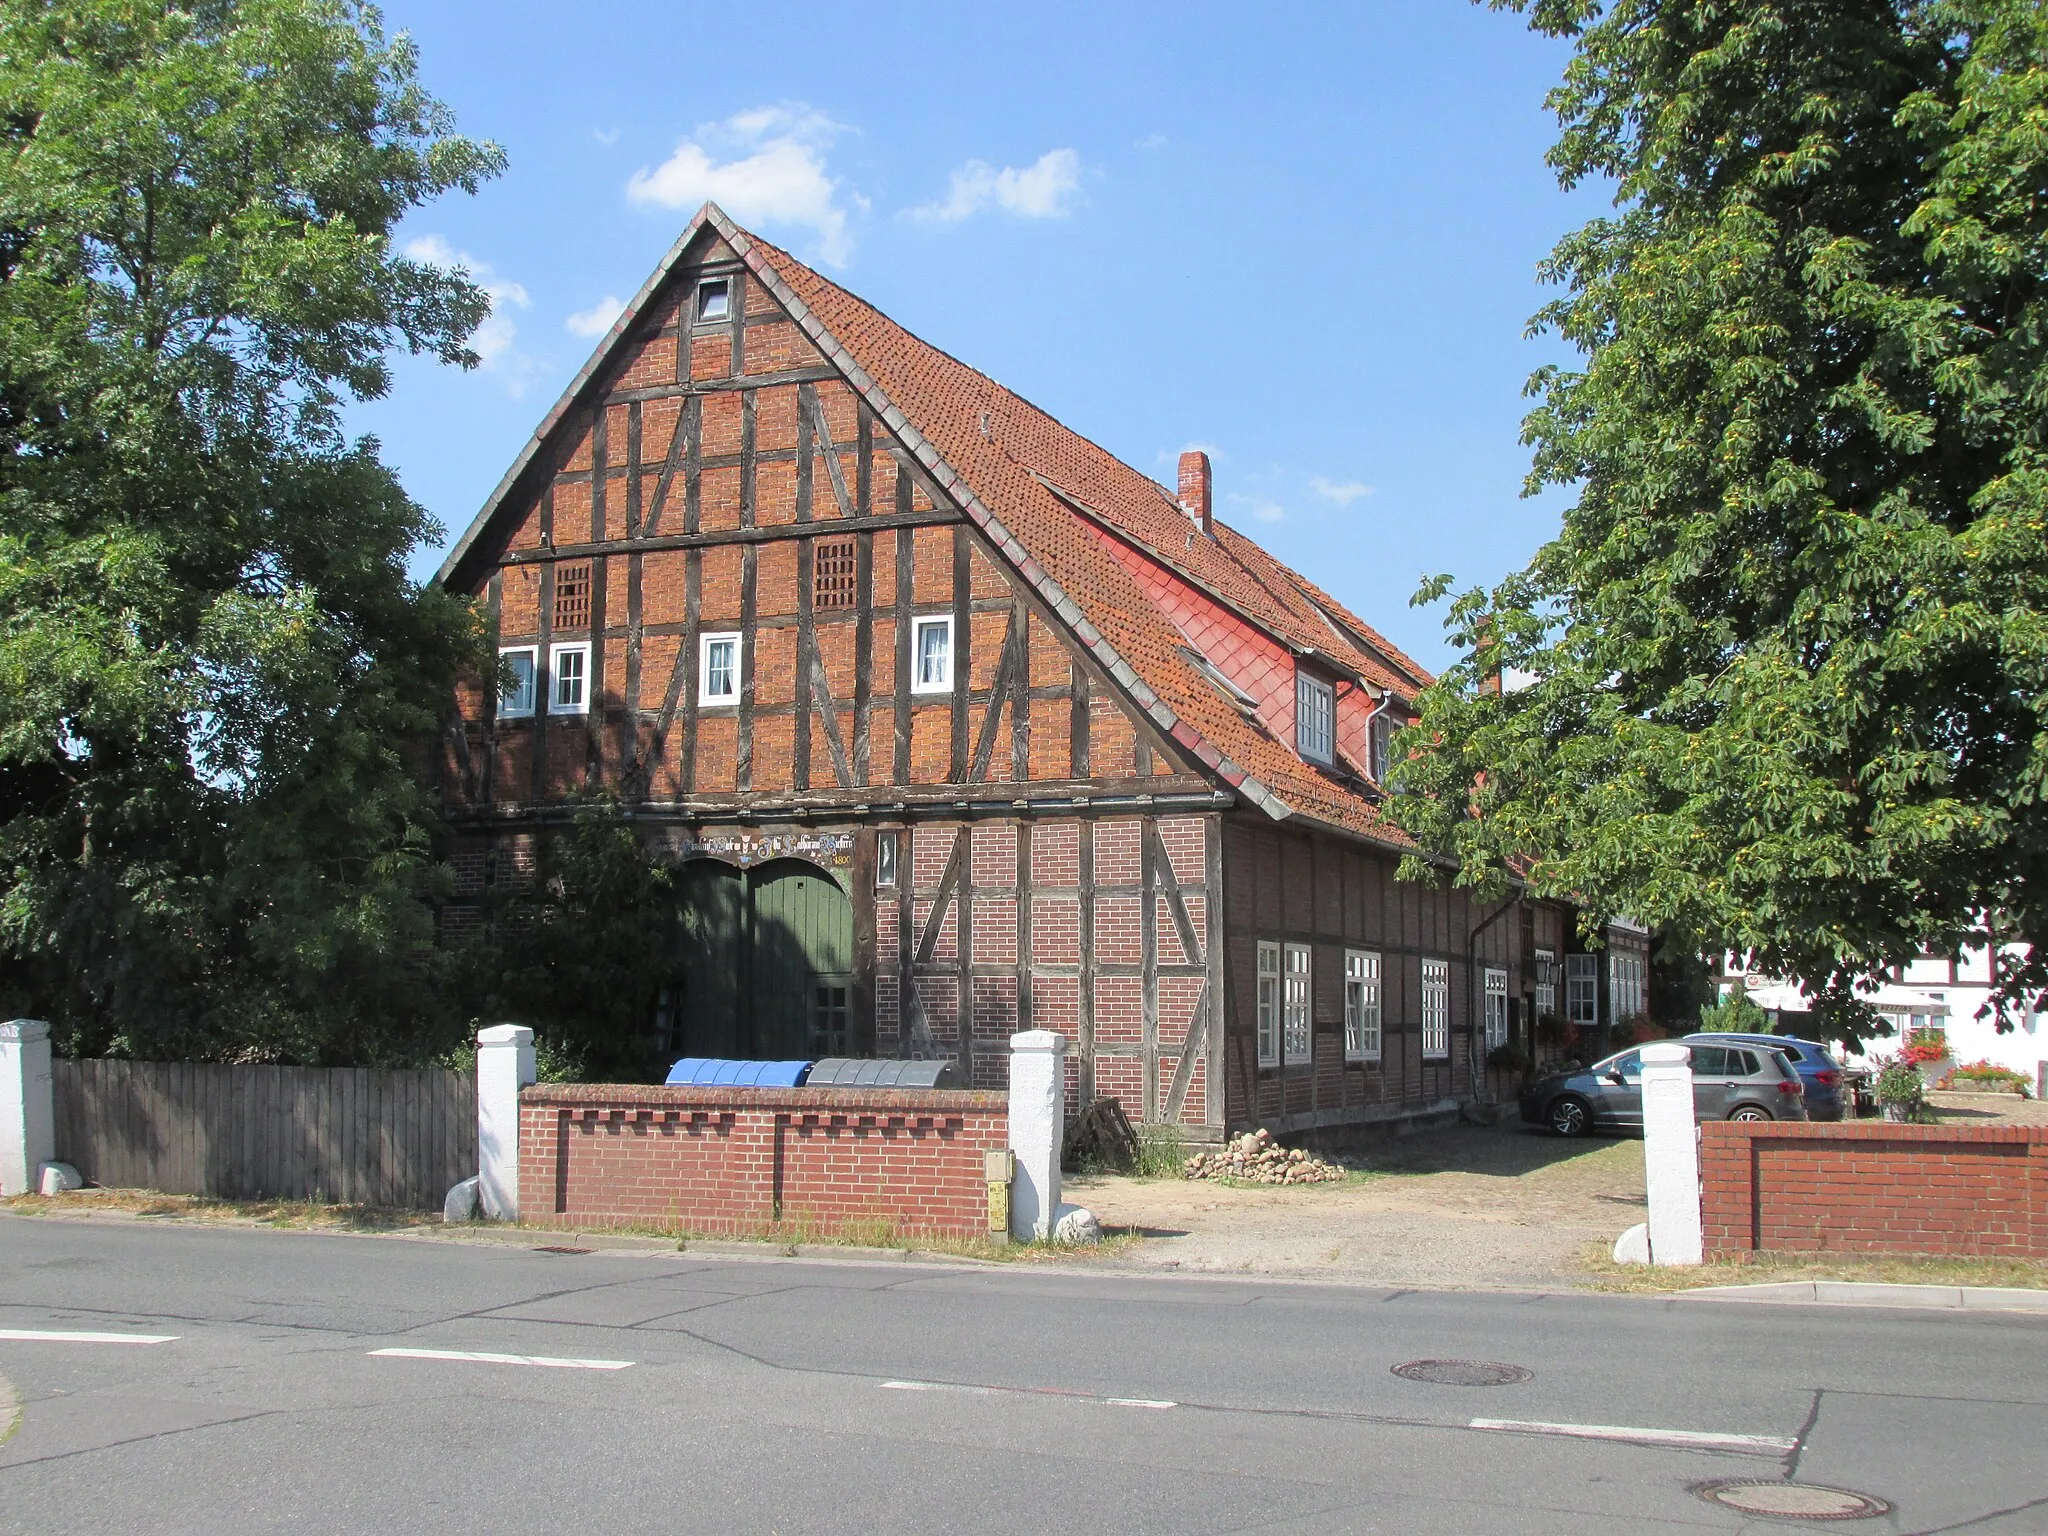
[805,1057,962,1090]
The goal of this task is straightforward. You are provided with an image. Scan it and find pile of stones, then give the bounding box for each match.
[1182,1128,1347,1185]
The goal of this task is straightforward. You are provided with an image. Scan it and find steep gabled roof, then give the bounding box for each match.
[438,204,1434,851]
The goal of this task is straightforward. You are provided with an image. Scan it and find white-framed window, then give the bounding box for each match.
[549,641,590,714]
[1565,953,1599,1027]
[875,830,899,890]
[1421,958,1450,1058]
[1256,941,1281,1067]
[1367,710,1392,782]
[1533,947,1557,1022]
[696,277,731,324]
[1296,672,1334,764]
[497,645,537,720]
[1610,952,1646,1023]
[1484,968,1509,1050]
[1344,949,1381,1062]
[699,631,740,706]
[911,615,954,694]
[1283,943,1312,1066]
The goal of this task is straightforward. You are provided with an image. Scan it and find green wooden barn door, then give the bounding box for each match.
[671,858,853,1061]
[675,861,746,1058]
[748,860,854,1059]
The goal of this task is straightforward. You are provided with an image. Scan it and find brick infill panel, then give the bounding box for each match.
[1700,1120,2048,1259]
[518,1083,1008,1241]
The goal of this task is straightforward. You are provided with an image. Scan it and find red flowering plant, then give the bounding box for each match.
[1901,1028,1949,1066]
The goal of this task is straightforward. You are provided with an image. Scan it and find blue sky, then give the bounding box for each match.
[356,3,1606,673]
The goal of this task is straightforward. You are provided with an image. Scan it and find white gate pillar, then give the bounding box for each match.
[0,1020,54,1198]
[476,1024,536,1221]
[1007,1030,1066,1242]
[1639,1040,1703,1265]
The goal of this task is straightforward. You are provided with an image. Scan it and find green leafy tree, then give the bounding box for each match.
[1697,984,1771,1034]
[1394,0,2048,1033]
[0,1,503,1061]
[444,798,684,1082]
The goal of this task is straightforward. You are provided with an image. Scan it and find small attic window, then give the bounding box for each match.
[696,279,731,324]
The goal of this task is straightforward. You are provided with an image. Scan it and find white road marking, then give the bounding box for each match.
[881,1379,1177,1409]
[1469,1418,1795,1456]
[0,1329,178,1345]
[369,1348,633,1371]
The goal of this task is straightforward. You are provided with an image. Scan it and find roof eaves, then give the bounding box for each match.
[434,205,721,589]
[715,208,1300,827]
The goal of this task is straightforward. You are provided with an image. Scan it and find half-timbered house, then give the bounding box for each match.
[433,203,1647,1143]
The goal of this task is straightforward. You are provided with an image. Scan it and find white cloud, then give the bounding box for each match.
[565,295,626,339]
[592,127,620,146]
[404,235,535,391]
[1309,477,1375,507]
[913,148,1082,223]
[1135,132,1169,151]
[627,104,861,266]
[1227,493,1284,525]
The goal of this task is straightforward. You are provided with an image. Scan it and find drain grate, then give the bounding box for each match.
[1694,1482,1891,1521]
[532,1245,594,1255]
[1391,1359,1533,1387]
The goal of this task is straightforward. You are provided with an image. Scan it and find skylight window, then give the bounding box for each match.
[1178,647,1259,718]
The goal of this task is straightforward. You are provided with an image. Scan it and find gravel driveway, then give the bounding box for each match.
[1067,1122,1647,1290]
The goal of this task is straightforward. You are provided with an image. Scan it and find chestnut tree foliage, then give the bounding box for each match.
[1394,0,2048,1028]
[0,1,503,1060]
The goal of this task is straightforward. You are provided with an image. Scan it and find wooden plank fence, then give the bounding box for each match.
[52,1060,476,1209]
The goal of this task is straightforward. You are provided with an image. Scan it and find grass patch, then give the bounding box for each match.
[1577,1242,2048,1294]
[3,1189,435,1231]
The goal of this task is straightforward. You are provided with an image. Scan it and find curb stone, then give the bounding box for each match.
[1674,1280,2048,1312]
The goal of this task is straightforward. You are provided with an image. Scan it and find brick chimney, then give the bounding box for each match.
[1177,450,1213,537]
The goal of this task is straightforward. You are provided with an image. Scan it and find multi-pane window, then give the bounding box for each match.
[1484,968,1509,1050]
[1421,958,1450,1058]
[549,642,589,714]
[1283,944,1312,1065]
[1368,711,1392,782]
[1533,948,1557,1022]
[1256,942,1281,1067]
[1344,949,1381,1062]
[498,646,536,719]
[1565,953,1599,1027]
[912,615,953,694]
[875,831,899,890]
[699,632,740,706]
[1610,952,1646,1023]
[1297,672,1335,764]
[552,562,591,631]
[814,538,857,609]
[810,976,852,1057]
[696,278,731,323]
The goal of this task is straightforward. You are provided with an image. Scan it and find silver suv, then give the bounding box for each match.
[1519,1038,1811,1137]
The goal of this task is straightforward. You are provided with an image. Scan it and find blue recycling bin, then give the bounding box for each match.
[663,1058,813,1087]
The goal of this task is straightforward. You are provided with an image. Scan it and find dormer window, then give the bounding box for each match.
[1368,710,1392,782]
[696,279,731,324]
[1296,671,1334,765]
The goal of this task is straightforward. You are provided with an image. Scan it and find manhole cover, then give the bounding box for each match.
[532,1245,593,1255]
[1390,1359,1533,1387]
[1694,1481,1891,1521]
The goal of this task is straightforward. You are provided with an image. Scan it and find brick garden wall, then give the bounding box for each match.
[518,1082,1007,1239]
[1700,1121,2048,1257]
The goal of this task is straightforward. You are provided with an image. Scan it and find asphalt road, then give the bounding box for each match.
[0,1215,2042,1534]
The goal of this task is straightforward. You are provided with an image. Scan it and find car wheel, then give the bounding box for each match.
[1729,1104,1771,1123]
[1548,1095,1593,1138]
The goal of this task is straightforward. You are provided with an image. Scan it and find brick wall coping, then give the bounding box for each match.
[521,1082,1008,1115]
[1701,1121,2047,1147]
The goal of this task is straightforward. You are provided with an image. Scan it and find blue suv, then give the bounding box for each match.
[1680,1032,1846,1121]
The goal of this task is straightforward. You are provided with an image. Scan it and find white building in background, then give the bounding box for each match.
[1720,943,2047,1094]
